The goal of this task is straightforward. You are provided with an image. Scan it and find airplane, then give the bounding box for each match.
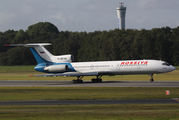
[4,43,176,83]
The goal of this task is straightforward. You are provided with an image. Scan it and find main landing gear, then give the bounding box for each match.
[72,76,83,83]
[91,75,102,83]
[150,74,154,82]
[72,75,103,83]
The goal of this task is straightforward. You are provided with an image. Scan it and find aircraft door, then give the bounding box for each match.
[116,64,120,70]
[137,64,140,69]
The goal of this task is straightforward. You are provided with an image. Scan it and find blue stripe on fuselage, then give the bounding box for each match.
[30,48,76,73]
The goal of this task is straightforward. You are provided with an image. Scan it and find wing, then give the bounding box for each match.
[34,71,112,77]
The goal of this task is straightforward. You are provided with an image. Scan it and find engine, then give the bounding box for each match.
[44,65,68,72]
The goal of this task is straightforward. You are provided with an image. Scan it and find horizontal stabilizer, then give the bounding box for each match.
[4,43,52,47]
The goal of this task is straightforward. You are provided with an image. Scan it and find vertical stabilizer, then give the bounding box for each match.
[5,43,54,64]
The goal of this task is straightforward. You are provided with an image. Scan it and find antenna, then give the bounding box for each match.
[116,2,126,30]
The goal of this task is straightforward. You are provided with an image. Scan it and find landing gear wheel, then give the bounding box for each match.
[150,74,154,82]
[98,78,102,83]
[91,78,102,83]
[72,80,75,83]
[150,78,154,82]
[80,80,83,83]
[72,76,84,83]
[72,80,83,83]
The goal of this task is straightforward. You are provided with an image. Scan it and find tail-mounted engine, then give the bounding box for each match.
[44,65,68,72]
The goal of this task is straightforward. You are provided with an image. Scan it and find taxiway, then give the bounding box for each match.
[0,80,179,87]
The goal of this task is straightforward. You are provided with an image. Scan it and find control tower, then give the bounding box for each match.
[116,2,126,30]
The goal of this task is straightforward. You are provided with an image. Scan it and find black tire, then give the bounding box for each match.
[150,78,154,82]
[72,80,75,83]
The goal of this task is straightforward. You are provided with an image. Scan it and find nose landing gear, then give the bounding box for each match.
[150,74,154,82]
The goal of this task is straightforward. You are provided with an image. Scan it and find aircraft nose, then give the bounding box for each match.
[170,65,176,71]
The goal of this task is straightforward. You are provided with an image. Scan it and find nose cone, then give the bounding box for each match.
[170,65,176,71]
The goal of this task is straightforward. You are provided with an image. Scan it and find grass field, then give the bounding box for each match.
[0,66,179,81]
[0,87,179,101]
[0,104,179,120]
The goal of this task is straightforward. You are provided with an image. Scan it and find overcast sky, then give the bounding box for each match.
[0,0,179,32]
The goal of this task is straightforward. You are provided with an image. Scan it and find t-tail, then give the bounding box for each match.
[4,43,75,73]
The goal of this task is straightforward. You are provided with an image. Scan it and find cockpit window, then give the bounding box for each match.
[162,62,170,66]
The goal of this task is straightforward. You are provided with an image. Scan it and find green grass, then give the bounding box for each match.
[0,66,179,81]
[0,66,35,72]
[0,87,179,101]
[0,104,179,120]
[175,66,179,70]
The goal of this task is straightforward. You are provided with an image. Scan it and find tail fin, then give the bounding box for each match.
[5,43,54,65]
[5,43,73,64]
[5,43,75,73]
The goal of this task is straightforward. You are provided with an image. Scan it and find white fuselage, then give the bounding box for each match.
[70,60,175,75]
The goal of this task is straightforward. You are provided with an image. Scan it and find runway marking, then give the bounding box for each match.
[173,98,179,102]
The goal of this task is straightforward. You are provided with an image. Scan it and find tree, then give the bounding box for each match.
[4,47,35,65]
[0,22,179,65]
[11,29,28,43]
[26,22,59,41]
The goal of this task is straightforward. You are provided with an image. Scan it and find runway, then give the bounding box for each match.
[0,99,178,105]
[0,80,179,87]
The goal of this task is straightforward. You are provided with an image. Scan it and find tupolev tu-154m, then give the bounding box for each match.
[5,43,176,83]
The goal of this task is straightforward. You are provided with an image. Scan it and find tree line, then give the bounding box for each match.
[0,22,179,66]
